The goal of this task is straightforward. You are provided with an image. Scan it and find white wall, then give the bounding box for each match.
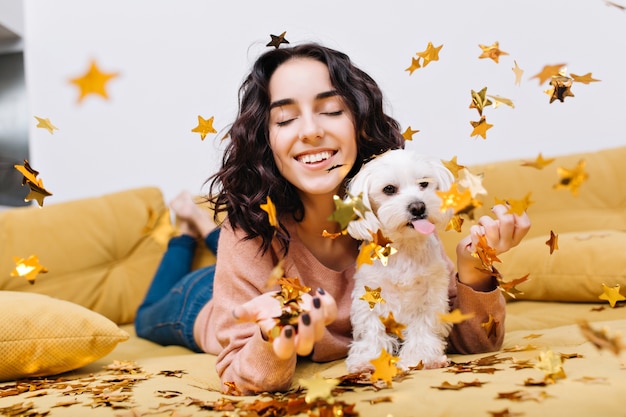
[22,0,626,205]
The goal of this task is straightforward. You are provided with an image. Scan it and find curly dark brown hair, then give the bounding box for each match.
[206,43,404,254]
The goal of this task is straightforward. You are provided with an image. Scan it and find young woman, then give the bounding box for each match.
[135,43,531,395]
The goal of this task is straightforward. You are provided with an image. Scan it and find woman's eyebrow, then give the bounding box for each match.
[269,90,339,110]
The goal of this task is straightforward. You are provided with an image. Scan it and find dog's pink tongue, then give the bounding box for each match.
[412,219,435,235]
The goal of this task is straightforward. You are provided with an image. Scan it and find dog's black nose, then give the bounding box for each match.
[408,201,426,218]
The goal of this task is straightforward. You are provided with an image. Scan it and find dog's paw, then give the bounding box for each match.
[422,355,450,369]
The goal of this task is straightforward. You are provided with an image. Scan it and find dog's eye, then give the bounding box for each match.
[419,182,430,190]
[383,185,397,195]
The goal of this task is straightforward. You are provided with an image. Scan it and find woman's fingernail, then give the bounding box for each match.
[313,297,321,309]
[284,328,293,338]
[317,288,325,295]
[302,313,311,326]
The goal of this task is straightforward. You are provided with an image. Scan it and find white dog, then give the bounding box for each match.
[345,149,455,372]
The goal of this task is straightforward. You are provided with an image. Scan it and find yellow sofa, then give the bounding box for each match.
[1,146,625,417]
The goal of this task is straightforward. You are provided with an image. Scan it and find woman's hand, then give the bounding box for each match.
[232,288,337,359]
[456,204,531,290]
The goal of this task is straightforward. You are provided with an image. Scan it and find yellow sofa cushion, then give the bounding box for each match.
[0,291,129,382]
[0,187,174,324]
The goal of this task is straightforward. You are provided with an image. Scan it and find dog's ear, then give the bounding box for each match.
[345,165,382,241]
[431,159,454,192]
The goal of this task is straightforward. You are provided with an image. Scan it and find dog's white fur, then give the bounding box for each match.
[345,149,455,372]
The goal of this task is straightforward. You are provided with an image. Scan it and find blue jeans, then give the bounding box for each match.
[134,228,220,352]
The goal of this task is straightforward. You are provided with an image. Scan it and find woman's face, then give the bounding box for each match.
[268,58,357,199]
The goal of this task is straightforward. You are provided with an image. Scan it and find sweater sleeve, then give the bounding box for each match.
[210,222,297,394]
[446,273,506,354]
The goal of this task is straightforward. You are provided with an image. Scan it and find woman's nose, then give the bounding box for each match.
[298,113,323,142]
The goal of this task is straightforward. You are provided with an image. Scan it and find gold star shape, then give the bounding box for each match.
[69,60,119,102]
[473,233,501,269]
[405,56,421,75]
[11,255,49,284]
[548,75,575,103]
[299,374,339,404]
[14,160,53,207]
[370,348,400,386]
[570,72,601,84]
[495,192,533,215]
[34,116,58,134]
[498,274,530,299]
[478,41,509,63]
[437,182,472,214]
[512,60,524,86]
[521,153,555,169]
[553,159,588,196]
[260,196,278,227]
[439,308,475,324]
[416,42,443,68]
[531,63,566,85]
[469,87,492,116]
[481,314,499,339]
[445,215,464,232]
[469,116,493,139]
[458,168,487,198]
[191,115,217,140]
[441,156,465,179]
[380,311,407,339]
[360,285,386,310]
[356,241,377,269]
[534,349,566,382]
[277,276,311,303]
[545,230,559,254]
[598,283,625,308]
[328,192,368,231]
[266,31,289,49]
[487,94,515,109]
[402,126,419,140]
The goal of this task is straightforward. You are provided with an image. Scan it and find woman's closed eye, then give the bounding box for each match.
[321,110,344,116]
[276,118,296,127]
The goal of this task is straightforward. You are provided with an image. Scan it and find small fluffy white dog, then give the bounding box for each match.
[345,149,455,372]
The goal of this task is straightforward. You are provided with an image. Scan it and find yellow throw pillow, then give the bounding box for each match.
[498,230,626,302]
[0,291,129,382]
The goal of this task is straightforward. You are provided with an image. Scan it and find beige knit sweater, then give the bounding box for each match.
[194,218,505,394]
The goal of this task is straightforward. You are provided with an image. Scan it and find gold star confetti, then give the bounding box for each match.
[266,31,289,49]
[402,126,420,140]
[481,314,499,339]
[299,374,339,404]
[487,94,515,109]
[356,241,377,269]
[553,159,588,196]
[512,60,524,85]
[442,156,465,179]
[534,350,566,383]
[34,116,58,134]
[328,192,368,231]
[495,193,533,215]
[321,229,344,239]
[473,233,501,269]
[260,196,278,228]
[458,168,487,198]
[439,309,475,324]
[548,75,575,103]
[365,229,398,266]
[416,42,443,67]
[437,182,472,214]
[10,255,49,284]
[455,197,483,221]
[531,63,566,85]
[14,160,53,207]
[69,60,119,102]
[380,311,407,339]
[546,230,559,254]
[478,41,508,63]
[570,72,601,84]
[521,153,555,169]
[598,283,625,308]
[498,274,530,299]
[469,87,492,116]
[276,276,311,303]
[578,319,623,355]
[445,215,464,232]
[370,348,400,386]
[360,285,386,310]
[191,115,217,140]
[405,56,421,75]
[470,116,493,139]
